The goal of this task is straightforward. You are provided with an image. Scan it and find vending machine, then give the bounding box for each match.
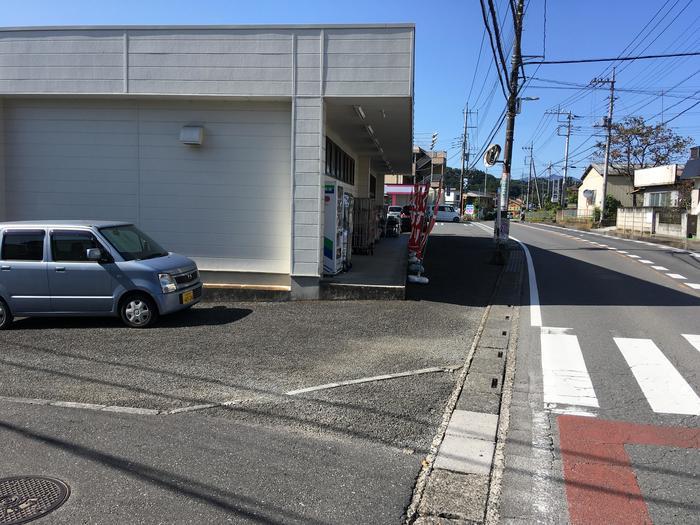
[342,192,353,271]
[323,182,344,275]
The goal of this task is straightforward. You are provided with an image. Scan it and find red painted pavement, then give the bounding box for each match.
[558,415,700,525]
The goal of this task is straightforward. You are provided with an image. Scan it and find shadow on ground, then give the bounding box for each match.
[9,306,253,330]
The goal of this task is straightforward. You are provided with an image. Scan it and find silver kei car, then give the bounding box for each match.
[0,221,202,329]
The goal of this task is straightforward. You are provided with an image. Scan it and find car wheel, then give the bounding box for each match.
[120,293,159,328]
[0,298,13,330]
[453,217,460,222]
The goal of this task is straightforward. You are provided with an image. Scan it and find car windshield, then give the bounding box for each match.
[389,206,402,213]
[99,225,169,261]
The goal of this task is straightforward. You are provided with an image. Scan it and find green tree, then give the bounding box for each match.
[595,116,692,177]
[594,195,621,222]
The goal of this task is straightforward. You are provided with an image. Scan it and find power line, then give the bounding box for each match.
[663,97,700,124]
[529,51,700,65]
[479,0,509,99]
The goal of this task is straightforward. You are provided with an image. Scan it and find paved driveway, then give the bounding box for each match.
[0,223,501,523]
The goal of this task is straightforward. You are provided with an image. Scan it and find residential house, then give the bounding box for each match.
[508,197,524,215]
[577,164,634,216]
[680,147,700,216]
[633,164,685,207]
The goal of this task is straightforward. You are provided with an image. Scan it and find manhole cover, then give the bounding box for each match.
[0,477,70,524]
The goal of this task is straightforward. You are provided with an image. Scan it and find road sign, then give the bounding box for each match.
[465,204,475,215]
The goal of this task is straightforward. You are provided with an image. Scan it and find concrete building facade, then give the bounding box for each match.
[0,24,415,298]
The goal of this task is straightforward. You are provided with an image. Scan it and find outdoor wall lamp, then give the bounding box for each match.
[180,125,204,146]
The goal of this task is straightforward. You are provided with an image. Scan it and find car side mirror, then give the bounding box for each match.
[86,248,102,261]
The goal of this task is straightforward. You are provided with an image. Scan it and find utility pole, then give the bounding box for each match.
[592,68,616,225]
[497,0,526,242]
[545,108,575,207]
[459,107,468,215]
[561,111,573,207]
[459,106,478,215]
[531,154,541,209]
[522,144,533,212]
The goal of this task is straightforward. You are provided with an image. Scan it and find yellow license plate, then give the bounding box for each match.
[181,290,194,304]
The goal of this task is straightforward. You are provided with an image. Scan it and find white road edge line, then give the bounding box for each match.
[511,235,542,327]
[285,366,460,395]
[614,337,700,415]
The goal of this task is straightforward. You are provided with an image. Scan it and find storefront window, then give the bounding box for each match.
[325,137,355,185]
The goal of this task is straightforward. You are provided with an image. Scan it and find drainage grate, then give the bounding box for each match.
[0,477,70,524]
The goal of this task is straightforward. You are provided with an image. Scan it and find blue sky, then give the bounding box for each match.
[3,0,699,181]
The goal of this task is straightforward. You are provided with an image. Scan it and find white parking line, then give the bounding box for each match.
[651,265,669,271]
[0,395,161,415]
[614,338,700,415]
[285,366,459,395]
[667,273,687,280]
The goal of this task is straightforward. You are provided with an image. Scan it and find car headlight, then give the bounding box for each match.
[158,273,177,293]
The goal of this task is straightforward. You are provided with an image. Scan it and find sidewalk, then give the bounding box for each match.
[406,228,524,524]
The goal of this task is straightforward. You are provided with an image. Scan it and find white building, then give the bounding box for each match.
[577,164,634,216]
[0,24,415,299]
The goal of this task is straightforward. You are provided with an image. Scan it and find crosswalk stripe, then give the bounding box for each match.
[614,338,700,415]
[541,331,599,408]
[667,273,687,280]
[639,260,654,264]
[685,283,700,290]
[682,334,700,353]
[627,254,641,258]
[651,265,668,271]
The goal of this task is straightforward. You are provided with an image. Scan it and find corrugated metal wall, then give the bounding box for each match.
[2,98,292,273]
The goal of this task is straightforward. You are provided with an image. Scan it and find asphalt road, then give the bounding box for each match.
[500,222,700,524]
[0,222,500,524]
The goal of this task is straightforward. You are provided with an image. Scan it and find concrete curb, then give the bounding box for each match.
[408,243,524,524]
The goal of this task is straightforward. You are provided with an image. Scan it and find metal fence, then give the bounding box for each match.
[556,209,594,224]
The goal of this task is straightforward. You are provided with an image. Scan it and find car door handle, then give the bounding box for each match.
[0,265,10,271]
[55,267,66,272]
